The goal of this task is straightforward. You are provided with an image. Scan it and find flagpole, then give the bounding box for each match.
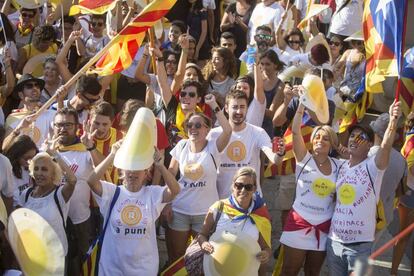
[395,0,409,103]
[146,0,157,73]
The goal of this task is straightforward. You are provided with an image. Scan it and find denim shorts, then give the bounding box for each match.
[326,238,373,276]
[400,189,414,209]
[168,211,206,233]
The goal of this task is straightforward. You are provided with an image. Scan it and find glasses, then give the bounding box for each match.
[91,22,104,27]
[329,41,341,47]
[24,82,41,89]
[186,122,204,129]
[234,182,255,191]
[180,91,197,98]
[21,12,35,18]
[82,94,100,104]
[54,122,75,129]
[255,34,272,41]
[288,40,301,45]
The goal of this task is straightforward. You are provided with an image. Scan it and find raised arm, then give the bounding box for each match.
[1,48,15,102]
[291,102,307,162]
[253,63,265,104]
[171,34,189,94]
[272,84,294,127]
[56,30,82,82]
[153,148,180,203]
[375,101,402,170]
[134,44,151,84]
[87,140,122,197]
[262,141,285,165]
[152,47,173,106]
[205,94,231,152]
[275,10,289,50]
[195,11,208,61]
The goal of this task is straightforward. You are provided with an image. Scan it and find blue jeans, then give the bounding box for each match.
[326,238,373,276]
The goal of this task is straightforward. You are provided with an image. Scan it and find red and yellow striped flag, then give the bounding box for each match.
[265,125,313,177]
[90,0,177,76]
[69,0,116,15]
[338,91,373,134]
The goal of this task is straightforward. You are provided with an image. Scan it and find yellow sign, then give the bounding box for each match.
[121,205,142,226]
[226,141,246,162]
[311,178,335,198]
[338,184,356,205]
[184,163,204,181]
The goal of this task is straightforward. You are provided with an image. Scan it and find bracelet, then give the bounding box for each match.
[12,129,20,136]
[212,106,221,114]
[155,56,164,62]
[87,144,96,151]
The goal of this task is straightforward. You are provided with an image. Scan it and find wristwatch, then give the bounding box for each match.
[156,56,164,62]
[213,106,221,114]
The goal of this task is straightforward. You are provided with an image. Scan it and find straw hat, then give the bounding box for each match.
[300,74,330,124]
[203,231,261,276]
[305,34,333,65]
[114,107,157,171]
[344,30,364,41]
[8,208,64,276]
[297,4,330,29]
[15,0,46,9]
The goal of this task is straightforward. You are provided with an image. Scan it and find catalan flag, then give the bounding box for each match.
[363,0,408,93]
[69,0,116,15]
[401,130,414,190]
[399,47,414,116]
[90,0,177,76]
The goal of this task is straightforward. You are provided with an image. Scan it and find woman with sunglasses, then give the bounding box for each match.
[167,94,231,262]
[279,101,340,276]
[198,167,272,275]
[275,11,304,64]
[328,34,346,87]
[203,47,237,98]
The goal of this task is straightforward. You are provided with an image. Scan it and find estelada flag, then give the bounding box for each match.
[69,0,116,15]
[399,47,414,116]
[89,0,176,76]
[363,0,408,93]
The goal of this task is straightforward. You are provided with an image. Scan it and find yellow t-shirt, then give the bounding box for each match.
[22,43,58,77]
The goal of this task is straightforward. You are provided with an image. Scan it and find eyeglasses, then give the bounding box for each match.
[328,41,341,47]
[186,122,204,129]
[21,12,35,18]
[54,122,75,129]
[234,182,255,191]
[24,82,41,89]
[82,94,100,104]
[180,91,197,98]
[255,34,272,41]
[91,22,104,27]
[288,40,301,45]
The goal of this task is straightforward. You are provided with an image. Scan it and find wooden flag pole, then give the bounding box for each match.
[146,0,157,73]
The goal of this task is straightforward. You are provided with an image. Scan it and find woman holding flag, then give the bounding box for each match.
[280,100,340,276]
[198,167,272,275]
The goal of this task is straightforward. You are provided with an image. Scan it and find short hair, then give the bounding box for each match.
[63,15,76,25]
[183,112,212,132]
[33,25,56,44]
[171,20,186,34]
[225,89,248,106]
[256,25,272,34]
[76,75,102,96]
[90,101,115,120]
[163,50,180,62]
[234,74,255,103]
[310,44,330,65]
[182,80,202,96]
[29,152,62,185]
[119,99,145,130]
[4,135,38,179]
[54,107,79,126]
[310,126,339,151]
[220,31,236,41]
[232,167,257,186]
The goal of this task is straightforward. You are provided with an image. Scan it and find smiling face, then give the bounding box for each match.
[165,54,178,76]
[312,129,331,155]
[19,81,42,105]
[348,128,371,158]
[168,25,182,44]
[32,158,55,187]
[186,115,210,142]
[121,170,146,191]
[329,37,343,57]
[43,61,59,83]
[235,81,251,99]
[232,175,256,206]
[179,85,200,111]
[287,34,302,51]
[226,98,247,126]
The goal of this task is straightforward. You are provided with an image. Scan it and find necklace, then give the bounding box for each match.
[314,157,329,167]
[33,186,55,198]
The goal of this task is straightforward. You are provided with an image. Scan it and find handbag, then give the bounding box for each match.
[184,201,224,276]
[81,186,120,276]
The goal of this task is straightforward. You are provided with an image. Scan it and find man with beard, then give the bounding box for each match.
[3,74,55,148]
[208,89,285,199]
[52,107,95,275]
[239,25,276,73]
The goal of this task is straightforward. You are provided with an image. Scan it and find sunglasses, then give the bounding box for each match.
[329,41,341,47]
[91,22,104,27]
[82,94,100,104]
[180,91,197,98]
[24,82,41,89]
[54,122,75,129]
[288,40,301,45]
[21,12,35,18]
[255,34,272,41]
[186,122,204,129]
[234,182,255,191]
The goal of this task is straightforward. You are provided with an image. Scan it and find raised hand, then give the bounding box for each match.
[80,120,97,149]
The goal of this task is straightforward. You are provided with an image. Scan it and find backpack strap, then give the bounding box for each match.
[210,153,217,170]
[53,186,66,230]
[210,201,224,236]
[24,187,34,203]
[99,186,121,242]
[296,154,313,180]
[365,163,375,196]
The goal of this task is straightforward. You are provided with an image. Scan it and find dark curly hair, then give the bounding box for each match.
[4,135,38,179]
[32,25,56,45]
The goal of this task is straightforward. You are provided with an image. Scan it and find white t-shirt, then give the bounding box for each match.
[292,152,340,223]
[246,97,266,127]
[208,123,272,199]
[170,139,220,215]
[248,2,283,44]
[94,182,166,275]
[12,168,32,207]
[8,110,55,148]
[19,186,70,255]
[0,41,19,63]
[0,154,14,198]
[207,76,235,98]
[329,156,385,243]
[59,150,93,224]
[83,35,110,59]
[203,0,216,9]
[329,0,363,37]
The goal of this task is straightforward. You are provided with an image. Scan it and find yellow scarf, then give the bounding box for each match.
[175,104,203,139]
[17,23,33,36]
[58,142,87,152]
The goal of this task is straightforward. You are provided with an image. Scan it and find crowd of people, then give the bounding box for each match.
[0,0,413,275]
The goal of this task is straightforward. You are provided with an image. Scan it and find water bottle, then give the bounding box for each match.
[246,44,257,66]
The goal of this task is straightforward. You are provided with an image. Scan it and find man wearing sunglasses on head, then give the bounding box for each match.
[81,14,109,59]
[3,74,56,148]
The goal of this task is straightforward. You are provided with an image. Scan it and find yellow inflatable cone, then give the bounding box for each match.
[114,107,157,171]
[297,4,329,29]
[8,208,65,276]
[0,197,7,230]
[300,74,330,124]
